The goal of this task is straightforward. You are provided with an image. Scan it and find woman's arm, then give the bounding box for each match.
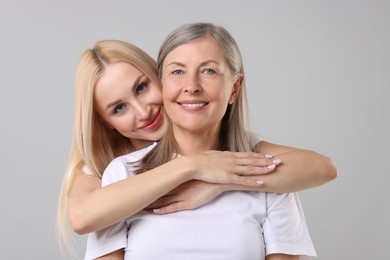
[210,141,337,193]
[67,150,275,234]
[250,141,338,192]
[148,141,337,214]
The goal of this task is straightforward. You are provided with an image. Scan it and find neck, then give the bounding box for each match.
[173,125,220,155]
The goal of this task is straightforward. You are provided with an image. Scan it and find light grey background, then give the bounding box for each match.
[1,0,389,259]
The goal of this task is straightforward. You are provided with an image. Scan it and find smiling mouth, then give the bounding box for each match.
[141,111,161,131]
[178,102,208,108]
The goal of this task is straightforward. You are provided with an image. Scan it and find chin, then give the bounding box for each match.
[151,128,167,141]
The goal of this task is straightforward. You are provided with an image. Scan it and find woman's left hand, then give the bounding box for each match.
[145,180,225,215]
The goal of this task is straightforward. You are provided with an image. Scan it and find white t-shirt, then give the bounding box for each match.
[85,142,316,260]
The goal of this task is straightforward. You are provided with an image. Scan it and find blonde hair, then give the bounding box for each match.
[56,40,159,256]
[138,23,250,173]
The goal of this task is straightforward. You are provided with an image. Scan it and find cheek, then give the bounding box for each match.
[149,87,164,105]
[95,111,114,129]
[161,77,176,93]
[112,116,134,132]
[212,86,232,104]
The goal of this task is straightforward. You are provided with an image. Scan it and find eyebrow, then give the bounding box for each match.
[166,60,220,68]
[104,74,144,112]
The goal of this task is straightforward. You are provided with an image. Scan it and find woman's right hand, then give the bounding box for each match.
[187,150,280,186]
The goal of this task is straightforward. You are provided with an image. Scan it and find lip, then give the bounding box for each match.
[140,110,162,131]
[177,100,209,111]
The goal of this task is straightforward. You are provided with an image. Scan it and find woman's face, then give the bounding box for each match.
[94,62,167,149]
[161,36,241,135]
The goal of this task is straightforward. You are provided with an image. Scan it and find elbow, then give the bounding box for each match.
[71,221,89,235]
[320,156,339,183]
[68,208,93,235]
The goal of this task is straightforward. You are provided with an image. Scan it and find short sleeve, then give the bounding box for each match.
[263,192,317,257]
[101,157,132,187]
[248,132,263,149]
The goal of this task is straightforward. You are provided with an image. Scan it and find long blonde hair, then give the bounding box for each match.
[138,23,250,173]
[56,40,159,255]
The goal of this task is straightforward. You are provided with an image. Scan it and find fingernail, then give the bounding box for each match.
[265,154,273,159]
[256,180,264,185]
[267,164,276,169]
[153,209,160,214]
[272,159,281,165]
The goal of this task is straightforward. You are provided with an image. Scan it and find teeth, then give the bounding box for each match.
[181,103,206,107]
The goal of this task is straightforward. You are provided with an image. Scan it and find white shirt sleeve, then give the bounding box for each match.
[84,158,131,260]
[263,192,317,257]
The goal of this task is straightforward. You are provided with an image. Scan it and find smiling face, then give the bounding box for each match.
[161,36,242,138]
[94,62,167,149]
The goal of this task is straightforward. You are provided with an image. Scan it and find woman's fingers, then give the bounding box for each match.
[230,155,281,175]
[153,201,188,215]
[229,175,265,187]
[192,150,281,184]
[232,152,281,166]
[232,164,274,175]
[146,194,176,209]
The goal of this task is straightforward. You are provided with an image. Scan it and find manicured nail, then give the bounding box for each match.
[256,180,264,185]
[272,159,282,165]
[153,209,161,214]
[267,164,276,169]
[265,154,273,159]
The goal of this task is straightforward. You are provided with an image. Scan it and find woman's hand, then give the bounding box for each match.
[145,180,225,214]
[187,150,280,187]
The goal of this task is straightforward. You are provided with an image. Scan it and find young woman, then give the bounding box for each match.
[85,23,336,259]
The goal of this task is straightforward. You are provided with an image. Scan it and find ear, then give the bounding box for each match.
[229,74,244,104]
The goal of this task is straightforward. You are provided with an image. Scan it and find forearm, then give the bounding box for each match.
[262,149,337,192]
[68,158,192,234]
[223,149,337,193]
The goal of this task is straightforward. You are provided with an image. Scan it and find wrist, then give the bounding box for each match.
[217,183,232,194]
[179,156,198,181]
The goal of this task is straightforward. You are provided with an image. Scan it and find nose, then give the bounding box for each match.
[184,73,201,94]
[132,101,151,120]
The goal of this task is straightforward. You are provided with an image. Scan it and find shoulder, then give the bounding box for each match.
[265,192,303,216]
[102,142,158,186]
[120,142,158,163]
[248,132,266,151]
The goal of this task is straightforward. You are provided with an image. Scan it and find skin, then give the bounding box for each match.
[98,36,334,259]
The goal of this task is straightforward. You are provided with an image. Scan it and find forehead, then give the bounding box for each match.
[94,62,141,104]
[97,62,141,87]
[164,36,225,64]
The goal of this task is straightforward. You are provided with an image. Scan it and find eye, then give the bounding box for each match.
[135,82,148,95]
[172,69,184,75]
[113,103,126,114]
[203,68,216,75]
